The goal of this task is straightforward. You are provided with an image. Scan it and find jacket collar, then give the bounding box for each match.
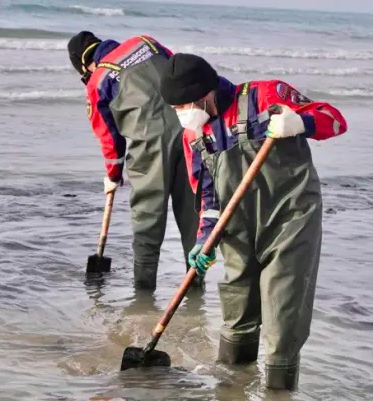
[215,76,236,115]
[93,40,120,63]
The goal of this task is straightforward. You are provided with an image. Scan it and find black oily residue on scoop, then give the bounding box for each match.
[121,347,171,371]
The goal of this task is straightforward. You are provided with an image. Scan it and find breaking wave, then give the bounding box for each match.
[8,3,146,17]
[1,87,371,104]
[0,89,83,101]
[68,5,125,16]
[4,63,369,78]
[0,27,72,39]
[217,64,373,77]
[3,39,373,62]
[0,65,72,73]
[0,38,67,50]
[178,45,373,60]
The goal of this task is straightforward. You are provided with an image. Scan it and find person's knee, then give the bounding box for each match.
[218,281,261,330]
[133,237,162,259]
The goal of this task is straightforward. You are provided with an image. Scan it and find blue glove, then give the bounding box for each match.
[188,244,216,276]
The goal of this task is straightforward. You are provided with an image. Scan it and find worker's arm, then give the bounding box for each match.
[87,86,126,183]
[182,129,220,245]
[254,80,348,140]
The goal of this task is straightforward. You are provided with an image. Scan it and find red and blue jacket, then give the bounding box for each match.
[183,77,348,245]
[85,36,172,182]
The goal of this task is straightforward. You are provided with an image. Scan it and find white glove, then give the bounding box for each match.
[266,104,305,138]
[104,176,119,194]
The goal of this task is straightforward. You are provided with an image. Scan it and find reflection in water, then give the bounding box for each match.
[85,363,298,401]
[89,366,218,400]
[84,272,107,297]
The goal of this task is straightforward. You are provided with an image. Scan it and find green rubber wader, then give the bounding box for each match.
[206,135,322,367]
[109,55,199,289]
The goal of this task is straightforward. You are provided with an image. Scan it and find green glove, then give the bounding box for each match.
[188,244,216,276]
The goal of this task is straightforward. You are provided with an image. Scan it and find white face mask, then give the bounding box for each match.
[176,103,210,132]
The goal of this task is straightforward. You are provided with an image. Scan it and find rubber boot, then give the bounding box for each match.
[134,262,158,290]
[265,363,299,391]
[217,335,259,364]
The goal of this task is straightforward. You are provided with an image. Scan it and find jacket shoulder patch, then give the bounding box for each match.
[276,82,290,100]
[276,82,312,105]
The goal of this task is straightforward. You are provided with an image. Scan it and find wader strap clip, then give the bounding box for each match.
[190,137,205,153]
[230,122,247,135]
[190,136,211,166]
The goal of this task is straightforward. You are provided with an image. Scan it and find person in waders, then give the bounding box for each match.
[67,32,200,290]
[159,53,348,390]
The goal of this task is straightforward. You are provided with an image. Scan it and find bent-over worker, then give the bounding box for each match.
[159,53,348,390]
[67,33,199,289]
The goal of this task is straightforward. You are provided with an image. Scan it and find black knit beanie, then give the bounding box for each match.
[160,53,219,105]
[67,31,102,75]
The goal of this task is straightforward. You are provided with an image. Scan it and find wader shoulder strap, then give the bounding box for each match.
[230,82,251,136]
[189,130,207,214]
[193,157,218,214]
[190,132,211,167]
[193,83,251,213]
[194,167,204,214]
[194,83,251,214]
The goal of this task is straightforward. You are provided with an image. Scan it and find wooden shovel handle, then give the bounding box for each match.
[147,137,276,348]
[96,191,115,257]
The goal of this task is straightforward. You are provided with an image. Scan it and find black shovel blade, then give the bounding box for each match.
[121,347,171,371]
[86,254,111,274]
